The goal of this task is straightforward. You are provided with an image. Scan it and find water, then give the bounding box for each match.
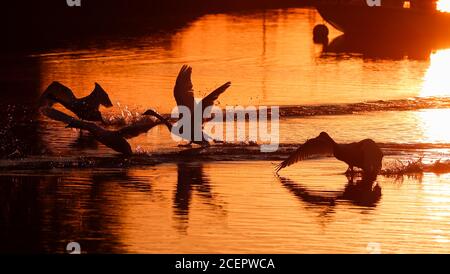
[2,162,450,253]
[2,7,450,253]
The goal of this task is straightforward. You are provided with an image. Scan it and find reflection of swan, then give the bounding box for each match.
[172,65,231,145]
[276,132,383,180]
[174,162,213,215]
[92,170,152,193]
[340,176,382,207]
[41,107,161,155]
[278,175,382,208]
[173,162,225,232]
[39,81,113,122]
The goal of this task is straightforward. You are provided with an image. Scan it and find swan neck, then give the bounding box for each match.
[152,113,172,130]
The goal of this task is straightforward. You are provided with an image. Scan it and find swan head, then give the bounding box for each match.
[143,109,167,124]
[143,109,159,117]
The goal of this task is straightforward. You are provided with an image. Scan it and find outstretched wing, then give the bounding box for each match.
[174,65,196,112]
[117,119,163,139]
[39,82,76,108]
[200,81,231,114]
[276,137,334,172]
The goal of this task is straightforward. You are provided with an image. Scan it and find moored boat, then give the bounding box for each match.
[315,0,450,37]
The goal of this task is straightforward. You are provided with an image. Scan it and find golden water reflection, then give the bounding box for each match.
[416,47,450,147]
[417,109,450,145]
[437,0,450,12]
[36,8,430,115]
[421,48,450,97]
[3,161,450,253]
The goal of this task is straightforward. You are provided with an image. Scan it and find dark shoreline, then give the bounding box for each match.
[2,1,311,51]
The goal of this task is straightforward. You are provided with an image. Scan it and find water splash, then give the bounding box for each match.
[382,158,450,176]
[103,102,156,127]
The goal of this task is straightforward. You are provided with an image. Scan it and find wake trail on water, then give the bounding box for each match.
[100,96,450,125]
[2,142,450,175]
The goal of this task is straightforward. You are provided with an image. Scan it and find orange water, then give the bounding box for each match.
[2,8,450,253]
[2,161,450,253]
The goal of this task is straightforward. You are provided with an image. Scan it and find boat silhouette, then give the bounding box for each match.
[323,33,450,60]
[316,0,450,37]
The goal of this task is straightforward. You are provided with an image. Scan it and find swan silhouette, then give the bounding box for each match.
[171,65,231,145]
[41,107,162,155]
[142,108,209,146]
[142,109,172,130]
[276,132,383,179]
[39,81,113,122]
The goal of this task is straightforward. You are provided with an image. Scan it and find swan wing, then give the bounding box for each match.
[200,82,231,114]
[39,82,76,107]
[276,137,334,172]
[92,83,113,107]
[174,65,196,111]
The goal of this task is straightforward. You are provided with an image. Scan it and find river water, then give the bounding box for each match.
[1,8,450,253]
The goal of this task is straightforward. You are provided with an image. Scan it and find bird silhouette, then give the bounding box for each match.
[142,109,173,129]
[172,65,231,145]
[276,132,383,179]
[143,108,221,146]
[41,107,162,155]
[39,81,113,122]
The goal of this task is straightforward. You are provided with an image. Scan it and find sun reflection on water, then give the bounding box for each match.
[416,48,450,145]
[437,0,450,12]
[417,109,450,144]
[421,48,450,98]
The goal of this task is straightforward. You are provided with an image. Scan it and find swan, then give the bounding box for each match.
[39,81,113,122]
[142,109,172,130]
[41,107,162,155]
[141,108,210,146]
[172,65,231,145]
[276,132,383,179]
